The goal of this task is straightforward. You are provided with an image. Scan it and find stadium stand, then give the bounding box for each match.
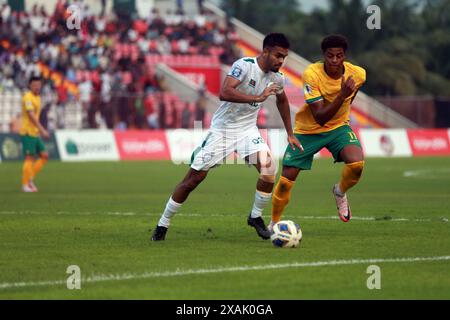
[0,0,240,131]
[0,0,415,133]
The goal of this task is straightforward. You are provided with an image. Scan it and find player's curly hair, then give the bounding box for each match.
[321,34,349,53]
[263,33,290,49]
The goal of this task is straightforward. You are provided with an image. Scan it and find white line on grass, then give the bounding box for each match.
[0,211,445,222]
[0,255,449,290]
[403,169,450,179]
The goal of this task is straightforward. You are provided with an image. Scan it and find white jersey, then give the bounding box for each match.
[211,57,285,131]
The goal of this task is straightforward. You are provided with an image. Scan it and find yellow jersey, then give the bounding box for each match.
[19,91,42,137]
[295,61,366,134]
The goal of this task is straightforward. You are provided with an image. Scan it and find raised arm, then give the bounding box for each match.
[309,75,356,127]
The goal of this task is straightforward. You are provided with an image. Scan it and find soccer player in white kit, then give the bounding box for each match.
[152,33,303,241]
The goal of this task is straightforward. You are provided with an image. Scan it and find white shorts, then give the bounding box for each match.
[190,127,270,171]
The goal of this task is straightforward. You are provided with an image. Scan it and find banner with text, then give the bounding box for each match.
[407,129,450,156]
[56,130,119,161]
[114,130,171,160]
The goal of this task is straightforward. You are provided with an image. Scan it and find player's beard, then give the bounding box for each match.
[271,64,281,72]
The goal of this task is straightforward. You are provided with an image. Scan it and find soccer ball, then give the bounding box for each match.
[270,220,302,248]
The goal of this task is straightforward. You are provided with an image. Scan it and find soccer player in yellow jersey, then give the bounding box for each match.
[20,77,50,193]
[270,34,366,225]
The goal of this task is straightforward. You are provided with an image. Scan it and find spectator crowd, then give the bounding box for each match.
[0,0,242,130]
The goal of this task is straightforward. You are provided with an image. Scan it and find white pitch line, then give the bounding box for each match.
[0,255,449,290]
[0,211,446,222]
[403,168,450,179]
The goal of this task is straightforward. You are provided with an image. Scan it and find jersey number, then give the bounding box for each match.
[348,132,358,140]
[252,137,265,145]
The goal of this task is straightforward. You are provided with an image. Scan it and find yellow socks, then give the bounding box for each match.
[22,159,34,185]
[271,176,295,223]
[22,157,47,185]
[339,161,365,194]
[32,158,47,179]
[270,161,364,225]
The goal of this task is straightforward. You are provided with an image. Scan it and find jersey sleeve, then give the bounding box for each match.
[23,95,34,112]
[227,59,249,82]
[357,67,366,88]
[302,68,323,104]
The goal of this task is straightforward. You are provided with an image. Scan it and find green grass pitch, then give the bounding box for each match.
[0,157,449,299]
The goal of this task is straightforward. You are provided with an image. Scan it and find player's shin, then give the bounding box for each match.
[32,157,48,179]
[158,197,182,228]
[271,176,295,224]
[337,161,365,194]
[22,158,34,186]
[251,176,274,219]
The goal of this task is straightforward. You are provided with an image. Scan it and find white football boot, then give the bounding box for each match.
[333,184,351,222]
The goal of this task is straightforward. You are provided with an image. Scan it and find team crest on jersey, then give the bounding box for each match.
[231,66,243,78]
[249,79,256,87]
[304,83,312,95]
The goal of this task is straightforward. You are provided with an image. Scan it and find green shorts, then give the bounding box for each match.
[21,135,46,157]
[283,125,362,170]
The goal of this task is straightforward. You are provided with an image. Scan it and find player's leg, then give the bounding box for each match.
[171,169,208,203]
[162,168,209,226]
[238,127,280,239]
[270,133,317,227]
[152,130,225,241]
[152,168,209,241]
[338,144,365,194]
[30,137,48,190]
[21,135,37,192]
[22,155,36,192]
[270,166,300,228]
[327,126,365,222]
[245,150,277,239]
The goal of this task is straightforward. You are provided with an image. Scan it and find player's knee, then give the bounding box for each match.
[349,160,365,178]
[260,155,277,176]
[40,153,49,161]
[343,148,364,164]
[276,176,294,198]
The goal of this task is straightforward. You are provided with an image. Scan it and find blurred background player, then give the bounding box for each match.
[270,34,366,226]
[20,76,50,193]
[152,33,303,241]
